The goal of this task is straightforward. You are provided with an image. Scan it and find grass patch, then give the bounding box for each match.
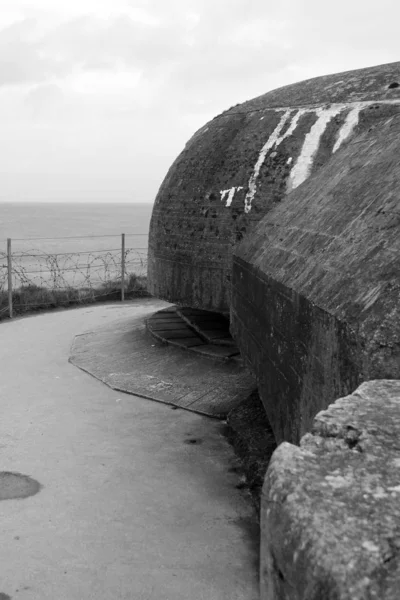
[0,273,150,321]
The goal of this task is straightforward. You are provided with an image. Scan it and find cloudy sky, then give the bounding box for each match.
[0,0,398,203]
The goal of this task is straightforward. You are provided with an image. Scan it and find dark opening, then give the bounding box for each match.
[388,82,400,89]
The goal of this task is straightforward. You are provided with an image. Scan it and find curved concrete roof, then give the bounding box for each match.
[148,61,400,312]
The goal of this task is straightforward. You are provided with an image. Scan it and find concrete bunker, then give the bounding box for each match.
[148,61,400,314]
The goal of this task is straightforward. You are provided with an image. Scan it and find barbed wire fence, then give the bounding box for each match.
[0,234,149,319]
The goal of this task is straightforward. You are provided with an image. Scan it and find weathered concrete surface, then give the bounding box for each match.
[0,301,259,600]
[148,61,400,312]
[261,380,400,600]
[70,305,254,419]
[231,108,400,444]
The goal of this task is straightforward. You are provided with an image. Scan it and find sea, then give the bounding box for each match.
[0,202,153,289]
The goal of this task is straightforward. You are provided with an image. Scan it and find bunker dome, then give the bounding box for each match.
[148,61,400,313]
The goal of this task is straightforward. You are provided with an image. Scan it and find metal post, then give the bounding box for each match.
[121,233,125,302]
[7,238,13,319]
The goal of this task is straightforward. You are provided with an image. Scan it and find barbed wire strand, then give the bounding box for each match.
[11,248,147,258]
[1,233,148,242]
[0,237,149,319]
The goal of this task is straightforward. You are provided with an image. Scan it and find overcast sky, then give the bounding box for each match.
[0,0,398,203]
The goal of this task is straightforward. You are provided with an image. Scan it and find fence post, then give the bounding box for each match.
[121,233,125,302]
[7,238,13,319]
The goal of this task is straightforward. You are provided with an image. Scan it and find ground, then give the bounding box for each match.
[0,300,259,600]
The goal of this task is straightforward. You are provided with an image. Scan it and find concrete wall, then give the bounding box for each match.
[231,110,400,444]
[148,61,400,312]
[261,380,400,600]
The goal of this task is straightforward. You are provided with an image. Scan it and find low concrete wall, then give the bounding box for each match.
[260,380,400,600]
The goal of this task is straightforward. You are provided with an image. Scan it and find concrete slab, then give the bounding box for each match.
[0,299,259,600]
[70,310,255,419]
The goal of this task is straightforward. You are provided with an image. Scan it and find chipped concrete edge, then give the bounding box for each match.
[260,380,400,600]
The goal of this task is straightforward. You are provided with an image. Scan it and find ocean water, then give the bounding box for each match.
[0,202,153,289]
[0,202,152,252]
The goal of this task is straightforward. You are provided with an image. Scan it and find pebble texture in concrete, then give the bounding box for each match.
[148,61,400,312]
[71,304,255,419]
[261,380,400,600]
[0,300,259,600]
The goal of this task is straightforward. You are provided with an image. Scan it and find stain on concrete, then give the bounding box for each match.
[0,593,12,599]
[0,472,41,501]
[232,515,261,576]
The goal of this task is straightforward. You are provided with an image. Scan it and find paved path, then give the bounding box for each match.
[0,300,259,600]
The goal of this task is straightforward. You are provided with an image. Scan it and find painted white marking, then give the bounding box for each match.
[333,102,371,152]
[287,106,345,191]
[220,186,243,207]
[220,189,229,203]
[244,109,291,213]
[224,99,400,214]
[244,108,307,213]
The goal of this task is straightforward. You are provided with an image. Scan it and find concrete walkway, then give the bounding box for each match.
[0,300,259,600]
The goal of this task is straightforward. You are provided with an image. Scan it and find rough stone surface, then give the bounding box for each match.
[261,380,400,600]
[148,61,400,312]
[232,108,400,444]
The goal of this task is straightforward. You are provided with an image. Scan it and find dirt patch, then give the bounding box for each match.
[224,390,277,517]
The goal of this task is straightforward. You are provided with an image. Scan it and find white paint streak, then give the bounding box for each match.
[287,106,345,191]
[220,186,243,207]
[220,189,229,203]
[226,99,400,214]
[244,108,307,213]
[333,103,368,153]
